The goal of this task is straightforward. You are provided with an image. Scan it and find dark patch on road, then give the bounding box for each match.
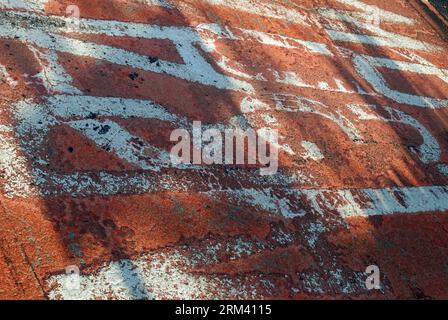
[148,56,159,63]
[430,0,448,19]
[98,125,111,135]
[128,72,139,80]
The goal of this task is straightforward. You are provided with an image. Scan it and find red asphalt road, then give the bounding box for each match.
[0,0,448,299]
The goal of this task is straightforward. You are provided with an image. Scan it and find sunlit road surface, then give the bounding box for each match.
[0,0,448,299]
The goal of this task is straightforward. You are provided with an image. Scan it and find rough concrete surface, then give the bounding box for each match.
[0,0,448,299]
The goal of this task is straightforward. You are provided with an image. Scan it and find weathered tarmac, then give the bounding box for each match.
[0,0,448,299]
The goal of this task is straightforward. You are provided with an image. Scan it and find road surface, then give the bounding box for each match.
[0,0,448,299]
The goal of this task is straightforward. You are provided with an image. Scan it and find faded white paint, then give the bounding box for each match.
[209,185,448,219]
[0,0,48,12]
[0,5,446,105]
[301,141,324,161]
[46,250,270,300]
[202,0,310,26]
[0,63,17,88]
[46,95,184,123]
[0,0,447,302]
[11,96,185,174]
[273,71,312,88]
[0,134,38,197]
[348,104,440,163]
[325,27,440,51]
[272,94,364,141]
[328,0,415,25]
[28,46,82,94]
[45,231,367,298]
[0,1,446,222]
[69,119,171,171]
[353,55,448,108]
[438,164,448,176]
[129,0,174,8]
[230,27,332,56]
[0,12,253,92]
